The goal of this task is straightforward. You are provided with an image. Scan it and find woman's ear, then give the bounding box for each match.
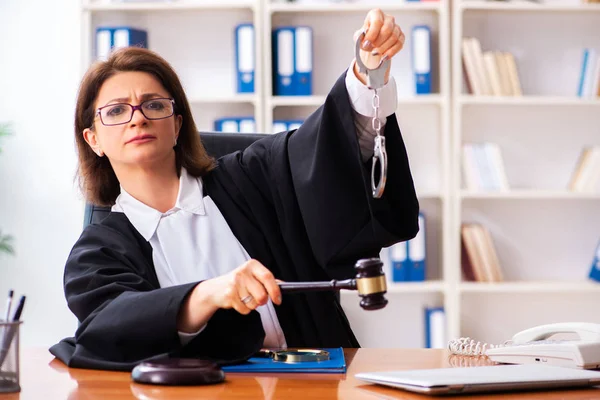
[175,114,182,135]
[83,128,104,157]
[174,114,183,146]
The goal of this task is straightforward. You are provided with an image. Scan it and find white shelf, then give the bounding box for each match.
[459,95,600,106]
[460,1,600,12]
[268,2,442,13]
[84,0,256,11]
[398,94,446,106]
[388,280,445,294]
[460,281,600,294]
[268,94,445,108]
[268,95,326,108]
[189,95,258,105]
[461,190,600,200]
[340,281,444,295]
[417,191,445,200]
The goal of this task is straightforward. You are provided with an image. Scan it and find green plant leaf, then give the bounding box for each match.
[0,123,12,154]
[0,233,14,255]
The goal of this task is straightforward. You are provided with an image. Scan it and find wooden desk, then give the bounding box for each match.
[4,348,600,399]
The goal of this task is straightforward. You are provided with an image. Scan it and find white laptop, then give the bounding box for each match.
[355,365,600,395]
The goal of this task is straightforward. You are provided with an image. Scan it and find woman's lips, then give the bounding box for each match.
[126,135,156,144]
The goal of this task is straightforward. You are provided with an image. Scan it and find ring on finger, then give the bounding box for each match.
[241,295,254,305]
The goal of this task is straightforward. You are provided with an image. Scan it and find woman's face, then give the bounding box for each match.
[83,71,182,170]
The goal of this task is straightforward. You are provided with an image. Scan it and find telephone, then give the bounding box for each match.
[448,322,600,370]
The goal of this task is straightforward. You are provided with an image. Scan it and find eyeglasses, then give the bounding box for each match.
[95,98,175,126]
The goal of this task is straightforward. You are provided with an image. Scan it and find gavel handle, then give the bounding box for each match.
[278,279,356,293]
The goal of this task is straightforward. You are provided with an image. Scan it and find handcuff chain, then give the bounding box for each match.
[371,90,382,136]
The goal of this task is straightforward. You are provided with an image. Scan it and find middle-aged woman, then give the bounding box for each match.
[50,8,419,371]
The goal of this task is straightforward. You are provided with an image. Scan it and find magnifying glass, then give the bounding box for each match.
[256,349,330,362]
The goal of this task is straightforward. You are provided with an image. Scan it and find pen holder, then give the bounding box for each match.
[0,320,21,393]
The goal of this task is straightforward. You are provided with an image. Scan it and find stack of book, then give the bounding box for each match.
[568,146,600,193]
[462,37,522,96]
[461,223,504,282]
[462,142,509,192]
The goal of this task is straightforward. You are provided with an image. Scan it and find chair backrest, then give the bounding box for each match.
[82,131,269,227]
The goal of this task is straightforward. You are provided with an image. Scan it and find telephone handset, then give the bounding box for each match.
[510,322,600,344]
[448,322,600,369]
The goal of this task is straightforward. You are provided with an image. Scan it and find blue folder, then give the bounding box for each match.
[589,239,600,282]
[411,25,432,95]
[95,26,148,61]
[272,26,313,96]
[235,23,255,93]
[222,347,346,373]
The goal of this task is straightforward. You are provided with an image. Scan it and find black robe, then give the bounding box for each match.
[50,72,419,371]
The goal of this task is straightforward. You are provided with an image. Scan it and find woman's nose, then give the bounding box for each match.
[130,107,148,125]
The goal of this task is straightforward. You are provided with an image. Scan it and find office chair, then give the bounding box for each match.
[82,131,269,227]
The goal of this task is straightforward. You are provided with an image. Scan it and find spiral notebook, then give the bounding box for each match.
[222,347,346,373]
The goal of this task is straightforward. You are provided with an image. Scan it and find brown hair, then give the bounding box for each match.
[74,47,215,206]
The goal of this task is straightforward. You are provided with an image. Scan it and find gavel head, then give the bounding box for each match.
[354,258,388,310]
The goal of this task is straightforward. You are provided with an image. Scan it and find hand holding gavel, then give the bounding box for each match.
[278,258,388,311]
[178,257,388,333]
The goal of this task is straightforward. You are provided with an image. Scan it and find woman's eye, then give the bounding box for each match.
[106,106,126,116]
[145,101,165,110]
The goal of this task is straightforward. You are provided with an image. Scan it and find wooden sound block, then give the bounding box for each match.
[132,358,225,386]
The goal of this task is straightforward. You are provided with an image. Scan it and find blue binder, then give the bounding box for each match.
[389,242,409,282]
[95,28,113,61]
[235,24,255,93]
[272,120,288,133]
[238,117,256,133]
[214,117,255,133]
[273,26,313,96]
[424,307,446,349]
[589,239,600,282]
[222,347,346,373]
[272,119,304,133]
[411,25,432,95]
[96,26,148,60]
[287,120,303,130]
[407,213,426,281]
[293,26,313,96]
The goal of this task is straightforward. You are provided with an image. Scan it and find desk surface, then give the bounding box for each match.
[5,348,600,399]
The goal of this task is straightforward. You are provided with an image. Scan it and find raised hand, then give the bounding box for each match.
[354,8,405,83]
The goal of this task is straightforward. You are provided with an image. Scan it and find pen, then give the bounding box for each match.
[3,290,13,323]
[0,295,25,369]
[11,296,25,322]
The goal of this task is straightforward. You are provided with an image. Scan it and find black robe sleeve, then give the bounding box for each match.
[50,214,264,371]
[232,71,419,276]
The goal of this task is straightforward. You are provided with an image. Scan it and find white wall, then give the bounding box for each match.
[0,1,82,346]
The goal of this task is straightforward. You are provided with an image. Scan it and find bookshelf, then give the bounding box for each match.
[77,0,598,350]
[452,0,600,346]
[460,0,600,12]
[263,0,451,349]
[81,0,264,132]
[80,0,451,348]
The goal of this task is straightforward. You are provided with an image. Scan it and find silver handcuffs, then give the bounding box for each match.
[354,31,390,199]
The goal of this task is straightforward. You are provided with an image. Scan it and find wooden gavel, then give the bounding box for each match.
[277,258,388,310]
